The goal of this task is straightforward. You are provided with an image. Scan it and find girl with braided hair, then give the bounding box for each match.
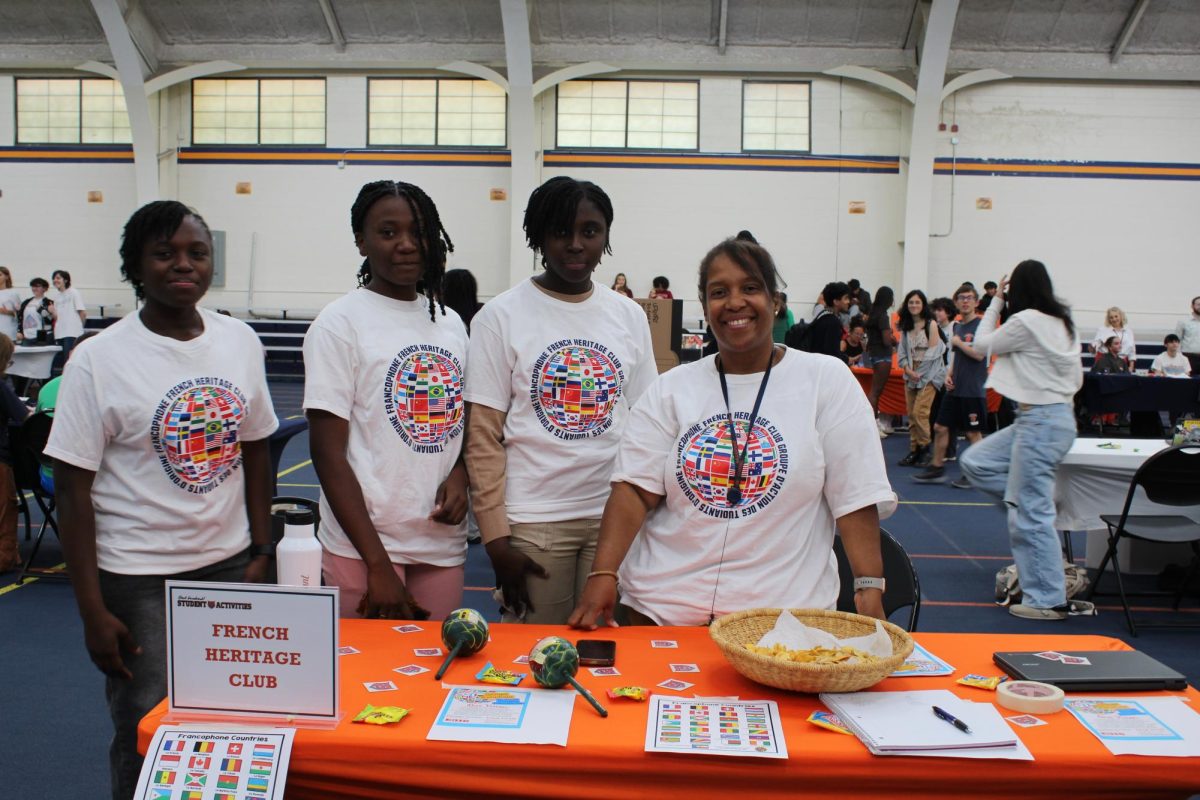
[304,179,469,620]
[464,175,657,624]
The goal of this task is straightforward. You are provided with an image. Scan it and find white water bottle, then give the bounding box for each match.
[276,507,321,588]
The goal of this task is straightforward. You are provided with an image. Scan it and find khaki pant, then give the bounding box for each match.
[905,383,938,448]
[505,518,600,625]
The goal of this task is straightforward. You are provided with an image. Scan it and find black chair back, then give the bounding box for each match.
[11,411,53,493]
[1128,446,1200,508]
[833,528,921,632]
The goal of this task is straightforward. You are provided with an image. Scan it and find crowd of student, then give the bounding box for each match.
[11,174,1199,798]
[0,266,88,351]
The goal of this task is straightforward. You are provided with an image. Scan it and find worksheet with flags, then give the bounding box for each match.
[134,725,295,800]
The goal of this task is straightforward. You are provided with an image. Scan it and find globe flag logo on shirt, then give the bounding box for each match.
[530,339,625,440]
[677,413,787,519]
[150,378,247,494]
[383,345,465,453]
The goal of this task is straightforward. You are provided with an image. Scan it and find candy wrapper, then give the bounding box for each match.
[352,704,410,725]
[754,610,893,661]
[605,686,648,701]
[807,710,853,735]
[476,662,526,685]
[957,673,1007,691]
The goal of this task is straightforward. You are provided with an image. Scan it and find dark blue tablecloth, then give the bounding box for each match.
[1082,373,1200,415]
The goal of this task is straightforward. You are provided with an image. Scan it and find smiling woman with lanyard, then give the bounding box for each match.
[569,236,896,629]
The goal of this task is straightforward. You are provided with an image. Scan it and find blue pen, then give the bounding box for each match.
[932,705,971,733]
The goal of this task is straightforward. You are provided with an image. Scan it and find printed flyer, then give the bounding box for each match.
[644,696,788,759]
[134,726,295,800]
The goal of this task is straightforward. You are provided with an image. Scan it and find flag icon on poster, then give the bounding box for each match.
[158,753,180,766]
[227,742,243,756]
[193,741,215,753]
[188,755,211,770]
[163,740,186,752]
[217,772,239,790]
[153,769,175,784]
[253,743,276,759]
[184,771,207,789]
[247,775,270,793]
[221,757,242,772]
[150,790,171,800]
[215,794,237,800]
[181,791,203,800]
[250,759,272,775]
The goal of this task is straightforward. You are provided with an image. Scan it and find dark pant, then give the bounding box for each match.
[1188,353,1200,375]
[52,336,77,375]
[99,551,249,800]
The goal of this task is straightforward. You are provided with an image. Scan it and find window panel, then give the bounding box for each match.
[190,78,325,145]
[367,78,506,147]
[742,81,810,152]
[627,132,662,148]
[556,80,696,150]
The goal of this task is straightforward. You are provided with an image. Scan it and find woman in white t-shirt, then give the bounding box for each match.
[0,267,22,340]
[1090,306,1135,367]
[52,268,87,349]
[305,180,468,621]
[48,201,278,797]
[568,237,896,628]
[465,176,657,625]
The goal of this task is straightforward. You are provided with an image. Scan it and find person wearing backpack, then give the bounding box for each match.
[787,281,849,360]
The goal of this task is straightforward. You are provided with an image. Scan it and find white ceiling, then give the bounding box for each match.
[1,0,1198,81]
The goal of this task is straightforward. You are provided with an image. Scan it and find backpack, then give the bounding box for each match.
[994,562,1091,607]
[785,310,828,352]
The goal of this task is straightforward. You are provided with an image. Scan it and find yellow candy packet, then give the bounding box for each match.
[352,704,410,725]
[807,710,853,735]
[606,686,648,701]
[957,673,1007,691]
[476,662,526,685]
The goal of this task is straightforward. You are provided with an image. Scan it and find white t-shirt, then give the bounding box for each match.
[1150,351,1192,378]
[1091,326,1135,361]
[53,286,86,339]
[0,288,20,340]
[465,279,657,522]
[45,309,279,575]
[303,290,470,566]
[615,350,897,626]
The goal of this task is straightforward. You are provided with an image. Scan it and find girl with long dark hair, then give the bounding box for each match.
[960,260,1086,620]
[896,289,946,465]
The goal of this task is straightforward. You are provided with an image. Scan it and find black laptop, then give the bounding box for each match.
[993,650,1187,692]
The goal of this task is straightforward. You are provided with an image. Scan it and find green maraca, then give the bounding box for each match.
[529,636,608,718]
[435,608,489,679]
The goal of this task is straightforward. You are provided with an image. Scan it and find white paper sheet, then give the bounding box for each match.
[134,724,295,800]
[1065,696,1200,757]
[426,685,576,746]
[644,695,788,759]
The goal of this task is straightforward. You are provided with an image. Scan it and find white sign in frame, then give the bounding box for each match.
[165,581,339,721]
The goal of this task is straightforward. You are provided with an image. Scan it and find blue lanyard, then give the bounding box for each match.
[716,347,775,507]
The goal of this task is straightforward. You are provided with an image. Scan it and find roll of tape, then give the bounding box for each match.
[997,680,1065,714]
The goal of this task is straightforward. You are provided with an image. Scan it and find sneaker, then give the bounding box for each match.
[1066,599,1097,616]
[1008,603,1067,621]
[950,477,971,489]
[897,450,921,467]
[912,466,946,484]
[877,419,889,438]
[944,453,957,462]
[915,449,933,468]
[878,417,894,435]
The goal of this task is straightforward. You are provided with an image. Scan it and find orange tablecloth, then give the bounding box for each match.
[851,366,1002,417]
[139,623,1199,799]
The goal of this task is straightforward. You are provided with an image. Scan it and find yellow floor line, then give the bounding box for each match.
[0,563,66,595]
[277,482,320,488]
[898,500,993,507]
[275,459,313,478]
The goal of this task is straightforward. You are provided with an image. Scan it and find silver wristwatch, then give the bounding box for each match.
[853,576,886,593]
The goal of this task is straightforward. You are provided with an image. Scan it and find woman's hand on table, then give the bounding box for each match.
[358,563,430,620]
[487,537,548,618]
[853,589,887,621]
[568,576,620,630]
[82,607,140,680]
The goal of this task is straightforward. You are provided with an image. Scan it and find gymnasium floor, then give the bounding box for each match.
[3,379,1197,798]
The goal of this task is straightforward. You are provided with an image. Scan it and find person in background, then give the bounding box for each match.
[0,333,31,573]
[567,236,895,629]
[1090,306,1135,368]
[932,297,956,342]
[1175,296,1200,375]
[806,281,851,359]
[914,285,987,486]
[863,286,896,437]
[1150,334,1191,378]
[896,289,946,467]
[649,276,673,300]
[19,278,55,343]
[977,280,998,314]
[959,260,1088,621]
[1092,335,1129,374]
[0,267,21,341]
[305,180,469,622]
[772,291,795,344]
[847,278,872,320]
[52,269,87,361]
[464,176,656,625]
[442,268,484,333]
[610,272,634,298]
[49,200,278,797]
[841,315,866,366]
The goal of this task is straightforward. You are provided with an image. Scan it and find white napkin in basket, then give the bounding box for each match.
[754,610,893,661]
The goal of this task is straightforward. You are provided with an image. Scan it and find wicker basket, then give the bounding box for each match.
[708,608,915,693]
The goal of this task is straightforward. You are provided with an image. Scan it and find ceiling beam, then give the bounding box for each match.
[115,0,158,75]
[717,0,729,55]
[1111,0,1150,64]
[315,0,347,54]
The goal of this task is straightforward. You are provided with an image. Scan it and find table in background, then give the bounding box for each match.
[138,622,1200,800]
[9,344,61,396]
[1082,373,1200,418]
[850,366,1002,418]
[1057,438,1200,572]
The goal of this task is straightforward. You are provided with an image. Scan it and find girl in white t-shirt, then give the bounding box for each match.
[568,237,895,628]
[465,176,656,625]
[52,269,87,344]
[0,267,22,341]
[305,180,469,621]
[47,201,278,796]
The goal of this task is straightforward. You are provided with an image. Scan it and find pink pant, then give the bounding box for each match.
[321,550,464,620]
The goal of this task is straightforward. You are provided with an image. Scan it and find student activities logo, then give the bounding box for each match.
[676,412,788,519]
[530,339,624,440]
[151,378,247,494]
[383,345,465,453]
